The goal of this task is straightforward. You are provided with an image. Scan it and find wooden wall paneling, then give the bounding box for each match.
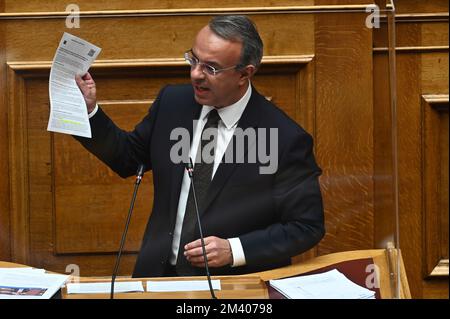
[2,14,314,62]
[394,0,449,15]
[420,33,448,298]
[23,68,162,275]
[296,53,317,268]
[422,95,449,279]
[420,17,449,288]
[422,277,449,299]
[50,66,170,255]
[314,0,372,6]
[421,21,449,48]
[387,18,449,299]
[6,65,29,265]
[395,20,448,49]
[421,52,449,93]
[378,7,446,298]
[3,0,315,13]
[16,63,188,275]
[374,14,449,51]
[396,51,424,298]
[315,12,375,255]
[53,100,153,254]
[373,51,396,249]
[373,2,398,251]
[0,3,11,261]
[25,72,58,269]
[2,1,404,17]
[297,55,316,141]
[393,36,448,299]
[374,5,449,298]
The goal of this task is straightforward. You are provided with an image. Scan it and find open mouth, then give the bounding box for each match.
[194,84,210,93]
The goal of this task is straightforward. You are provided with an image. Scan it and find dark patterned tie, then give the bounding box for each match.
[176,109,220,275]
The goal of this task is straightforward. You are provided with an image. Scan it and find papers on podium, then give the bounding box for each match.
[146,280,221,292]
[0,268,69,299]
[66,281,144,294]
[47,32,101,138]
[65,280,221,294]
[269,269,375,299]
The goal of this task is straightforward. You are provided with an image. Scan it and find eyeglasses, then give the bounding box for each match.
[184,49,239,76]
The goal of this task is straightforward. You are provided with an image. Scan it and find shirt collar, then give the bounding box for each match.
[200,83,252,130]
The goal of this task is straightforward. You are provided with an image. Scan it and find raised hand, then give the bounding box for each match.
[75,72,97,113]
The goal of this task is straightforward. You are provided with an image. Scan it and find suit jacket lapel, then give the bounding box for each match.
[201,87,262,215]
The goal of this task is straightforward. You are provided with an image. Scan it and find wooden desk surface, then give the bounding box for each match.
[0,249,411,299]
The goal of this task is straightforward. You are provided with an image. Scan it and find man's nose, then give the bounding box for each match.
[190,64,206,81]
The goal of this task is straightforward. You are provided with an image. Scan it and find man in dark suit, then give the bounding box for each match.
[75,15,324,277]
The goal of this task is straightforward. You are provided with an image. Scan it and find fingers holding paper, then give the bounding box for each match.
[75,72,97,113]
[184,236,233,268]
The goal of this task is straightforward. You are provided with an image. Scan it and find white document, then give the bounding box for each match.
[146,280,221,292]
[269,269,375,299]
[47,32,101,138]
[66,281,144,294]
[0,269,69,299]
[1,267,46,274]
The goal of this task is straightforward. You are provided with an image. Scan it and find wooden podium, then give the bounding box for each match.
[0,249,411,299]
[64,275,268,299]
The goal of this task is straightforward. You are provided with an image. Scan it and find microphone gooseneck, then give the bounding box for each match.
[110,164,145,299]
[186,158,217,299]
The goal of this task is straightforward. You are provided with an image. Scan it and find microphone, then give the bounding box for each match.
[110,164,145,299]
[186,158,217,299]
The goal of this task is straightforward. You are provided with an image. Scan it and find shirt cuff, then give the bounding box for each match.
[228,238,246,267]
[88,104,99,119]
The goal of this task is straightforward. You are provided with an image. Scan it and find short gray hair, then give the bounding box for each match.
[209,15,264,70]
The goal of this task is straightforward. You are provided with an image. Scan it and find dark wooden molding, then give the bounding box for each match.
[421,94,449,278]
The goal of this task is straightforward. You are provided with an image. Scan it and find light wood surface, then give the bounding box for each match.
[0,249,411,299]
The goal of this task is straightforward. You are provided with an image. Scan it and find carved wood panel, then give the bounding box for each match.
[422,95,449,278]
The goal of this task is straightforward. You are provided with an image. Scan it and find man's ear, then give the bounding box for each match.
[238,65,257,85]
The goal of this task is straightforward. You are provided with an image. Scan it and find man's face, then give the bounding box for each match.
[190,26,249,108]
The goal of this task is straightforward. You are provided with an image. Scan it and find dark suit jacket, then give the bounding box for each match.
[75,84,324,277]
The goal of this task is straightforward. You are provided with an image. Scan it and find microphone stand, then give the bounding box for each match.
[186,158,217,299]
[110,164,145,299]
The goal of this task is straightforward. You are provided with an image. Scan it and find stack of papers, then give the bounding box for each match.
[269,269,375,299]
[0,268,70,299]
